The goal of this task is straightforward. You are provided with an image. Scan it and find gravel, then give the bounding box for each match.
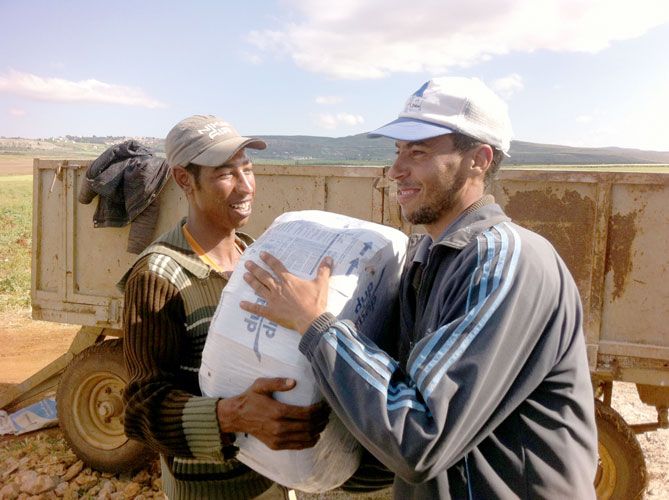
[0,429,163,499]
[1,382,667,499]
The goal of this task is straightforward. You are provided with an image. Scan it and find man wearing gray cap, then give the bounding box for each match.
[121,115,328,499]
[241,78,598,498]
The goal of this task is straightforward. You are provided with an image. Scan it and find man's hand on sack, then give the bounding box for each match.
[240,251,332,334]
[216,377,330,450]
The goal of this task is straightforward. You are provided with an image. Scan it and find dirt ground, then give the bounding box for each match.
[0,157,34,176]
[0,309,667,497]
[0,310,79,386]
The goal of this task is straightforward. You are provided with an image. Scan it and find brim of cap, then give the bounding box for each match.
[190,137,267,167]
[367,117,454,141]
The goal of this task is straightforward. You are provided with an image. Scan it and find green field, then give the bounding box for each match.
[0,175,32,312]
[504,164,669,173]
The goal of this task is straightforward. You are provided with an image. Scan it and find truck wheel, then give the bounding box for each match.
[56,339,155,472]
[594,399,647,499]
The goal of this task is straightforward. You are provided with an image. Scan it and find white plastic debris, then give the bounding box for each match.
[200,210,407,492]
[0,396,58,435]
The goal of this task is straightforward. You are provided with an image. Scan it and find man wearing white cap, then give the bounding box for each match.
[121,115,328,499]
[241,79,598,498]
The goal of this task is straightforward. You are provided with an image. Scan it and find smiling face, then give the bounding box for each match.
[180,149,256,233]
[388,134,488,239]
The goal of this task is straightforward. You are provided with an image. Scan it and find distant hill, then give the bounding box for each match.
[2,135,669,165]
[506,140,669,165]
[251,135,669,165]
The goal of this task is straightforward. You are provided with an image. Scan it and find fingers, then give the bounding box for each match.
[250,377,296,395]
[244,259,281,290]
[244,253,333,288]
[242,252,288,291]
[250,379,331,423]
[259,413,329,450]
[221,379,331,451]
[239,299,261,315]
[265,434,322,451]
[316,256,333,284]
[309,401,332,422]
[259,251,289,275]
[268,417,328,435]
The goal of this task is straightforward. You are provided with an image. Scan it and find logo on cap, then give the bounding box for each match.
[406,81,429,113]
[198,121,232,140]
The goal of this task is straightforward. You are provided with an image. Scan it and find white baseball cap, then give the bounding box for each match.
[368,77,513,155]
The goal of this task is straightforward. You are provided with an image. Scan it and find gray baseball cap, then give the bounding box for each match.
[165,114,266,167]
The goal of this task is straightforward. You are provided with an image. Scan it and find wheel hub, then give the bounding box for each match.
[71,371,128,450]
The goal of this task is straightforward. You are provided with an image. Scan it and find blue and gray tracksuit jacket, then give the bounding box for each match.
[300,202,598,499]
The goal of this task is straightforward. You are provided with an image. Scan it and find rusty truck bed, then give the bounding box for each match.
[492,169,669,389]
[31,161,669,388]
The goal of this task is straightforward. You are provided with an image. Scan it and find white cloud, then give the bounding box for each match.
[576,115,593,123]
[0,69,166,108]
[241,52,264,65]
[9,108,27,117]
[491,74,524,99]
[247,0,669,79]
[315,112,364,129]
[315,95,343,105]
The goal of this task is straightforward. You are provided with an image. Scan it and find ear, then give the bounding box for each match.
[469,144,493,177]
[172,166,194,195]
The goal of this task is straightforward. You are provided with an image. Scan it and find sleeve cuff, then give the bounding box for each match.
[299,312,338,359]
[181,397,237,461]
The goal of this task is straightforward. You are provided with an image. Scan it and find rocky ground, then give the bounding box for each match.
[0,431,163,499]
[1,310,668,498]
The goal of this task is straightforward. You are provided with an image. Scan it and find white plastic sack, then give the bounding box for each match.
[200,210,407,492]
[0,396,58,435]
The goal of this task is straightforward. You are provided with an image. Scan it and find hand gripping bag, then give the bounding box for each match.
[200,210,407,492]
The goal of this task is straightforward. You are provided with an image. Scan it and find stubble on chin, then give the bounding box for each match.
[403,171,467,226]
[406,205,441,226]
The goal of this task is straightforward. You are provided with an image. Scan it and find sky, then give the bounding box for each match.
[1,0,669,151]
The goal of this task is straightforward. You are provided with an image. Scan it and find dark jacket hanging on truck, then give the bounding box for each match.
[78,140,171,254]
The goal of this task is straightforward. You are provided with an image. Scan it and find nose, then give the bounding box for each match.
[388,155,407,181]
[236,170,255,194]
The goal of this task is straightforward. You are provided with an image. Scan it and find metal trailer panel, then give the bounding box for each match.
[494,169,669,384]
[491,173,601,363]
[31,161,389,330]
[599,179,669,358]
[247,164,387,236]
[31,161,669,386]
[32,161,63,297]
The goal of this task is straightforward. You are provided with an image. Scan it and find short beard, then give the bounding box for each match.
[407,204,447,226]
[404,169,467,226]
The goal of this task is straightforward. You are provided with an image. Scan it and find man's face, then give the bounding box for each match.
[188,149,256,231]
[388,134,470,237]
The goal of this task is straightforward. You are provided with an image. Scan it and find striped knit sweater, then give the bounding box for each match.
[121,219,275,499]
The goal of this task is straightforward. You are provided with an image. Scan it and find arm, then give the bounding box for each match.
[123,264,225,459]
[122,259,328,460]
[242,226,571,482]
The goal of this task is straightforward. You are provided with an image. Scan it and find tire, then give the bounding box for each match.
[594,399,647,499]
[56,339,156,472]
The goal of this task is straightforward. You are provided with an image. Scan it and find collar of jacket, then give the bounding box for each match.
[116,218,253,291]
[151,219,213,278]
[411,196,511,265]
